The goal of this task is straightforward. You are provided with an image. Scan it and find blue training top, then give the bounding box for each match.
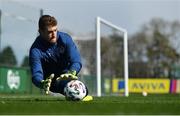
[29,31,82,88]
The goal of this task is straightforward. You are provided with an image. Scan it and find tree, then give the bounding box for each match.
[129,31,148,62]
[129,18,180,78]
[0,46,17,66]
[76,39,96,75]
[101,32,124,78]
[21,55,29,67]
[77,32,124,78]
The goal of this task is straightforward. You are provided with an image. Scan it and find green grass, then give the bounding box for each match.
[0,94,180,115]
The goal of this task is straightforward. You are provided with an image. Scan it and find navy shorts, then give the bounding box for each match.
[49,79,70,95]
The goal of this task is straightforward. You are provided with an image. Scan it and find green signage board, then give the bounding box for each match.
[0,67,29,93]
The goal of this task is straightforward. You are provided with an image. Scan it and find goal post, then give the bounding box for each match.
[96,16,129,97]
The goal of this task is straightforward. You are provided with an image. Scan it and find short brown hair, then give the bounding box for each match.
[38,15,57,30]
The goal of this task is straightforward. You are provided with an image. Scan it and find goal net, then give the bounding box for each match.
[96,17,129,97]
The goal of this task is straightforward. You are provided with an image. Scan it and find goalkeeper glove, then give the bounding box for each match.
[56,70,78,80]
[41,73,54,95]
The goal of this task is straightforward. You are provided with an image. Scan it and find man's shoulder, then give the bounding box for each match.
[58,31,70,36]
[58,31,72,40]
[31,36,43,48]
[57,31,72,44]
[30,37,42,53]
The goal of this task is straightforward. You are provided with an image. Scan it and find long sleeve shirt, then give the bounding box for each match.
[29,31,82,88]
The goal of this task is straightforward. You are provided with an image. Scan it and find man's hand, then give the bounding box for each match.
[56,70,78,80]
[41,73,54,95]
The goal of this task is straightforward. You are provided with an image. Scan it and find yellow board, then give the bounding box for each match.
[129,79,170,93]
[112,78,125,93]
[112,79,120,92]
[112,78,170,93]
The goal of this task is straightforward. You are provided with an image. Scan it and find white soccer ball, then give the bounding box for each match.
[64,80,87,101]
[142,91,148,96]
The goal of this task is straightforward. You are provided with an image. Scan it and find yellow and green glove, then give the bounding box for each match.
[41,73,54,95]
[56,70,78,80]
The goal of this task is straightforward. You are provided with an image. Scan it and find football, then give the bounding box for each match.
[64,80,87,101]
[142,91,148,96]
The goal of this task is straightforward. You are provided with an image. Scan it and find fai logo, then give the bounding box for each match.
[7,70,20,89]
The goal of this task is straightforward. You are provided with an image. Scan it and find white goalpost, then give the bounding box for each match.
[96,16,129,97]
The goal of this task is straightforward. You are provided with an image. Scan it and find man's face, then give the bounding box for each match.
[40,25,58,44]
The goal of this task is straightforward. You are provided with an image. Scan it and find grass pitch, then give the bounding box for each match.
[0,94,180,115]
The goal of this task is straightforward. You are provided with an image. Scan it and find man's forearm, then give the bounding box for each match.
[32,76,43,88]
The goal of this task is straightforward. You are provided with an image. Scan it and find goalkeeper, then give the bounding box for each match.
[29,15,92,101]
